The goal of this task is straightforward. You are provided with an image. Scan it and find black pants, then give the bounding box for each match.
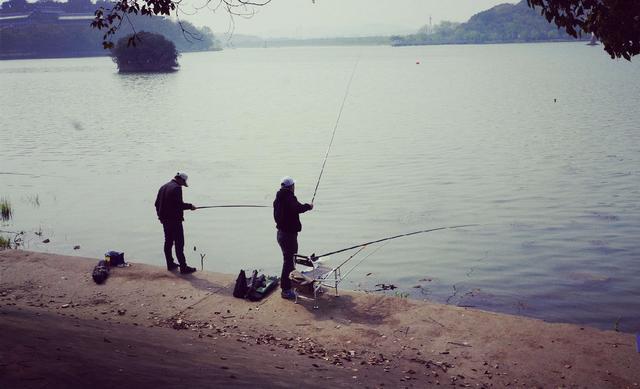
[162,221,186,268]
[277,230,298,291]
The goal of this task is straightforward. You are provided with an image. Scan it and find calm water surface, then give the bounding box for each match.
[1,43,639,332]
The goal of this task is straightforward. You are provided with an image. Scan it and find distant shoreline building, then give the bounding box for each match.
[0,11,94,26]
[0,0,100,26]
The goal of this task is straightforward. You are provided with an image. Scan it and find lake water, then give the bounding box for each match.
[1,42,639,332]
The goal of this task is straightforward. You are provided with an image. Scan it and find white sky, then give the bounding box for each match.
[175,0,518,38]
[6,0,518,38]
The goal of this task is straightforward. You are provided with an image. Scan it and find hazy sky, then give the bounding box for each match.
[177,0,518,38]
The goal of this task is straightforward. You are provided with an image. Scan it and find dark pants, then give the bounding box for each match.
[277,230,298,291]
[162,221,186,268]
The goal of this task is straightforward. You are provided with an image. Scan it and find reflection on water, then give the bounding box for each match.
[117,72,177,89]
[1,43,639,332]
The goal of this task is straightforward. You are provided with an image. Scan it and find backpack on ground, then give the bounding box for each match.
[105,251,126,267]
[232,269,279,301]
[233,270,249,298]
[92,260,110,284]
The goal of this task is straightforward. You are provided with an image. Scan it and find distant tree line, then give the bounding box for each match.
[0,23,105,59]
[392,1,582,47]
[259,36,391,48]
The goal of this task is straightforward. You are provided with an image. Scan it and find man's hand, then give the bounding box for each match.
[190,204,197,211]
[308,203,314,210]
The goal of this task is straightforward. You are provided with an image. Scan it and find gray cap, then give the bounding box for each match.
[175,172,189,187]
[280,176,295,187]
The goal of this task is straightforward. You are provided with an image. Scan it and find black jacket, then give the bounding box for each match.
[155,180,192,223]
[273,188,312,233]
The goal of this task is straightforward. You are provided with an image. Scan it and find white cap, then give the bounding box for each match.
[280,176,295,187]
[175,172,189,187]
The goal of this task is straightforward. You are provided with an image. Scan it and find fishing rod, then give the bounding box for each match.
[195,205,269,209]
[311,224,478,260]
[311,53,361,204]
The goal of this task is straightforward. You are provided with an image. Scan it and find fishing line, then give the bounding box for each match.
[313,224,478,260]
[311,53,361,204]
[340,241,390,280]
[334,245,368,270]
[195,205,269,209]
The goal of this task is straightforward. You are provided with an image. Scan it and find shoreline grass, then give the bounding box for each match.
[1,197,12,221]
[0,235,10,249]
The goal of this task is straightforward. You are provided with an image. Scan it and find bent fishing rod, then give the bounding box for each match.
[307,224,478,261]
[311,53,361,205]
[195,205,269,209]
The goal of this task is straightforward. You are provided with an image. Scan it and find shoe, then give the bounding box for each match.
[281,289,296,300]
[180,265,197,275]
[167,262,180,271]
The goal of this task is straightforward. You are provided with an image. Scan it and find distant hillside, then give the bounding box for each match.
[0,0,220,60]
[392,1,586,46]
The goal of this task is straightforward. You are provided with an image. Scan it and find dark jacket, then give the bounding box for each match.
[273,188,312,233]
[155,180,193,224]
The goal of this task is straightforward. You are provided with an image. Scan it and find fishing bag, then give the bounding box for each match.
[105,251,125,267]
[246,270,265,302]
[232,269,279,301]
[92,260,110,284]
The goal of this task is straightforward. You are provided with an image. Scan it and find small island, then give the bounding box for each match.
[111,32,179,73]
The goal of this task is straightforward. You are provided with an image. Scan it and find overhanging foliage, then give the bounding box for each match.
[92,0,271,49]
[526,0,640,59]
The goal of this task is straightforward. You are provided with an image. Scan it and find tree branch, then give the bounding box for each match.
[92,0,270,48]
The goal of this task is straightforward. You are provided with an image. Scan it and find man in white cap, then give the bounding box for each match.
[273,176,313,299]
[154,172,197,274]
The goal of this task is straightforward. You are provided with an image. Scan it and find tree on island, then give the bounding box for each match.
[111,31,179,73]
[91,0,638,60]
[92,0,271,49]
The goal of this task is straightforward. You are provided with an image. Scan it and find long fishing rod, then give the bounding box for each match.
[195,205,269,209]
[312,224,477,260]
[311,54,361,204]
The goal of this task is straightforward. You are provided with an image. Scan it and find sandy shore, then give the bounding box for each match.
[0,250,638,388]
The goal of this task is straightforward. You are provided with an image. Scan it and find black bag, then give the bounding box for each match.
[233,270,248,298]
[92,260,110,284]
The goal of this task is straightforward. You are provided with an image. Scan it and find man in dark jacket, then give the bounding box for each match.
[155,172,197,274]
[273,176,313,299]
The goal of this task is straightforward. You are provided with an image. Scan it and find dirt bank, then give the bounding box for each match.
[0,250,638,388]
